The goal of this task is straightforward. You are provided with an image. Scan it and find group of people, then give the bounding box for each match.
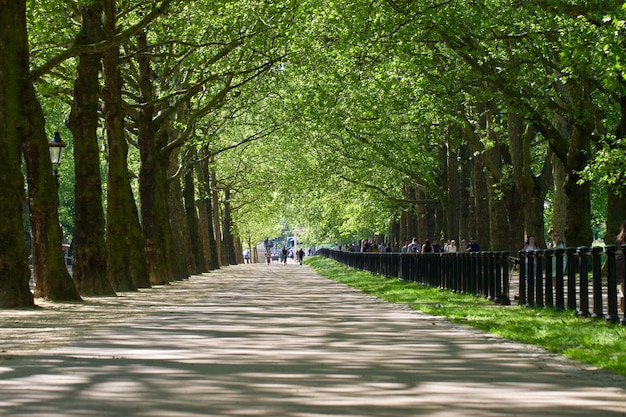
[341,241,393,253]
[263,246,306,265]
[521,231,565,253]
[400,237,480,254]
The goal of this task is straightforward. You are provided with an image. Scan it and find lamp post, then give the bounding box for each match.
[48,131,67,189]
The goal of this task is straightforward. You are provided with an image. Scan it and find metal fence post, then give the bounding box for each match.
[566,247,578,310]
[554,248,565,311]
[535,250,545,307]
[518,250,527,306]
[590,246,604,319]
[577,247,590,318]
[604,245,620,324]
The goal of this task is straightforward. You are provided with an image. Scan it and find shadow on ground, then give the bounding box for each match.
[0,264,624,416]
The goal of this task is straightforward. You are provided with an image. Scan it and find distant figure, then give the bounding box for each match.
[447,240,458,253]
[408,238,420,253]
[243,248,250,264]
[465,237,480,252]
[385,243,393,253]
[265,252,271,265]
[421,239,433,253]
[522,236,538,252]
[281,247,288,264]
[298,247,305,265]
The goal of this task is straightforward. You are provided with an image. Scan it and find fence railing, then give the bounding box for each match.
[317,248,511,305]
[317,246,626,325]
[516,245,625,324]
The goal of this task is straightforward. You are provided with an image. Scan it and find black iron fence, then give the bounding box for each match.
[317,249,511,305]
[516,245,625,324]
[317,246,626,325]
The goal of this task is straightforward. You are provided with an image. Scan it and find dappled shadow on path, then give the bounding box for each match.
[0,264,624,416]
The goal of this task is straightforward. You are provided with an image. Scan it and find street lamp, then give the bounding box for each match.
[48,131,67,189]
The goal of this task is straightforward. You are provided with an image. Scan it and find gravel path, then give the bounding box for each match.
[0,263,624,416]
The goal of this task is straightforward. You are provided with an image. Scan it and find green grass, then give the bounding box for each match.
[305,256,626,377]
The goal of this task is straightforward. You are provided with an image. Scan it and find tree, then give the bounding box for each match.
[0,0,35,307]
[66,0,115,296]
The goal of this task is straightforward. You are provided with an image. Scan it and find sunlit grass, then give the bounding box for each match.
[305,256,626,377]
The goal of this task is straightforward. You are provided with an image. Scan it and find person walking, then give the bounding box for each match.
[297,247,305,265]
[281,247,288,264]
[243,248,250,264]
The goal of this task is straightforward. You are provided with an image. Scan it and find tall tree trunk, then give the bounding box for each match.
[446,137,460,243]
[416,190,428,244]
[388,219,400,249]
[197,197,211,267]
[548,79,593,247]
[459,146,472,243]
[509,112,551,248]
[168,167,192,280]
[563,129,593,247]
[472,157,490,249]
[23,91,82,301]
[401,185,417,245]
[198,152,219,270]
[205,190,220,270]
[551,153,567,240]
[486,172,510,251]
[102,0,149,291]
[221,188,237,265]
[184,164,205,272]
[66,1,114,296]
[0,0,35,307]
[210,165,223,266]
[136,33,174,285]
[605,92,626,245]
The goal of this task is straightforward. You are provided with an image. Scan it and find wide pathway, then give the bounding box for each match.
[0,263,625,416]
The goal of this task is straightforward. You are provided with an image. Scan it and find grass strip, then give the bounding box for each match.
[305,255,626,377]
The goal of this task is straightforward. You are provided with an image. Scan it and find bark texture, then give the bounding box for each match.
[0,0,35,307]
[102,0,149,291]
[67,1,115,296]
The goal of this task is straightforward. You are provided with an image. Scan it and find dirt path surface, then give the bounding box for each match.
[0,263,625,416]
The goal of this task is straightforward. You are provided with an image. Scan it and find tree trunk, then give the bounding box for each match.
[221,188,237,265]
[205,192,220,270]
[508,111,551,248]
[169,172,193,280]
[459,146,472,243]
[102,0,149,291]
[136,32,174,285]
[486,173,510,251]
[551,153,568,241]
[505,184,524,255]
[416,190,428,244]
[23,90,82,301]
[184,164,205,272]
[446,137,460,243]
[400,185,417,245]
[66,1,114,296]
[197,198,211,267]
[0,0,35,307]
[605,92,626,245]
[210,165,223,266]
[198,152,219,270]
[563,129,593,247]
[472,157,490,249]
